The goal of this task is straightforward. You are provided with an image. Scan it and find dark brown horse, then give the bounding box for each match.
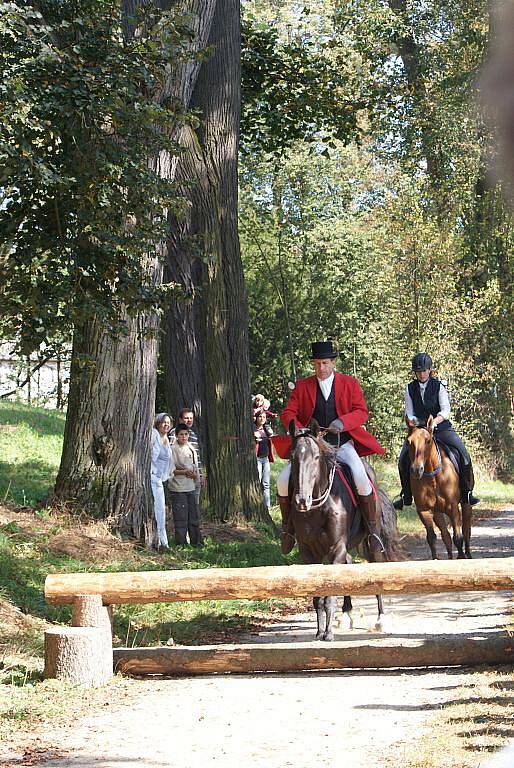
[289,423,400,641]
[406,416,472,559]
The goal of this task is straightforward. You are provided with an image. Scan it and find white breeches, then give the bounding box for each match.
[276,440,372,497]
[151,476,169,547]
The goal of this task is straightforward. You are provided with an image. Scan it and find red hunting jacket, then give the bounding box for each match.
[281,372,384,457]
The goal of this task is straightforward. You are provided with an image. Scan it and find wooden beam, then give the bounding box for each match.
[113,634,514,676]
[45,557,514,605]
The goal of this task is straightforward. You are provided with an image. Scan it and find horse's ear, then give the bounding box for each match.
[309,418,320,436]
[289,420,296,438]
[405,416,415,432]
[426,415,434,433]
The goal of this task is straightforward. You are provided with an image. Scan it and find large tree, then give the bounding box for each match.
[163,0,270,523]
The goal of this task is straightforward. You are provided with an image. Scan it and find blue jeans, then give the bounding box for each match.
[257,457,271,508]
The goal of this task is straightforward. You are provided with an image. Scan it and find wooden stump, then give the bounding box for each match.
[72,594,113,631]
[44,626,112,687]
[44,594,113,687]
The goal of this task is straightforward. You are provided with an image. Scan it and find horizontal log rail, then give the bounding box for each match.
[45,557,514,606]
[113,634,514,676]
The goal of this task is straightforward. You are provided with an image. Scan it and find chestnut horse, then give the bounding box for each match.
[290,423,400,641]
[407,415,472,559]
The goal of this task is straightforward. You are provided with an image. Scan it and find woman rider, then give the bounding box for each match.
[393,353,480,511]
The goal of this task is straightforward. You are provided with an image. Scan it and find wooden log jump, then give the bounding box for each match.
[45,556,514,605]
[113,634,514,676]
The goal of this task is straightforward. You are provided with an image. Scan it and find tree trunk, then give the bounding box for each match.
[54,0,218,542]
[54,311,159,540]
[164,0,270,524]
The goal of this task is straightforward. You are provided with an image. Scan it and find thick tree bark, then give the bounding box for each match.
[54,0,217,542]
[54,311,159,540]
[164,0,270,524]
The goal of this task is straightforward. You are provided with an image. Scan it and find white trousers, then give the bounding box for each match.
[276,440,372,497]
[151,476,169,547]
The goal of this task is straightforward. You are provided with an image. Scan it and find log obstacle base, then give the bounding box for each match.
[44,558,514,686]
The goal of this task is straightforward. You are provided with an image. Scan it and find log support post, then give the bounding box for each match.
[44,594,113,687]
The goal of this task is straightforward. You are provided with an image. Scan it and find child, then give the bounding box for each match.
[169,423,203,546]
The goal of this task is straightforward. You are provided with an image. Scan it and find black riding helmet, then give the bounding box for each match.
[411,352,433,372]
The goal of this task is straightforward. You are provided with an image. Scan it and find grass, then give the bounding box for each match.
[385,672,514,768]
[0,401,65,507]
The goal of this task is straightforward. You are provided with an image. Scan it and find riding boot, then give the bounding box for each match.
[393,459,413,510]
[460,462,480,506]
[359,492,385,556]
[278,495,295,554]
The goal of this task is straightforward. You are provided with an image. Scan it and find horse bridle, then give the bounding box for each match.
[411,427,443,477]
[292,431,337,510]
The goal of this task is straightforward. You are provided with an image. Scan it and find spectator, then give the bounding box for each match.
[252,393,277,421]
[151,413,175,552]
[169,423,203,547]
[254,411,274,511]
[169,408,204,507]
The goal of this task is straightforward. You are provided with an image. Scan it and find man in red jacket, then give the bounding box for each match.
[277,340,385,554]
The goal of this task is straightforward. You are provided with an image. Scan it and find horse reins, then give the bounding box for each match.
[293,434,342,510]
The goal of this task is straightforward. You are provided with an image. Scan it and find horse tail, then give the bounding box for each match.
[377,486,404,562]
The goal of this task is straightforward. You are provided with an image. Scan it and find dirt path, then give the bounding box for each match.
[6,507,514,768]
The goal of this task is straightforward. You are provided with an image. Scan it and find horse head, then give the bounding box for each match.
[289,419,326,512]
[406,415,434,479]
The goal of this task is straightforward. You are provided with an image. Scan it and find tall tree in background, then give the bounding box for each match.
[163,0,269,523]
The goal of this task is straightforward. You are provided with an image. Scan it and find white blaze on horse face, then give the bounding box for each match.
[296,439,314,510]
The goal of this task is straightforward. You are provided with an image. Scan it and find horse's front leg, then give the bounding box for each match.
[313,596,326,640]
[322,596,337,641]
[462,503,472,558]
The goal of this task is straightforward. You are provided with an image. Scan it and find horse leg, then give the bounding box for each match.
[313,597,326,640]
[340,595,354,630]
[450,503,465,559]
[323,596,337,641]
[373,594,391,633]
[417,508,438,559]
[434,513,453,559]
[462,503,472,558]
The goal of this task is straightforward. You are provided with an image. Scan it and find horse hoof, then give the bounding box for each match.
[373,615,392,634]
[315,632,324,641]
[323,631,334,641]
[337,612,354,631]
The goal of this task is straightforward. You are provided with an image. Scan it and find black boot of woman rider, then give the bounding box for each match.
[393,352,480,511]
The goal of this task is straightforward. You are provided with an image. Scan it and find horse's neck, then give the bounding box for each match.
[314,457,330,493]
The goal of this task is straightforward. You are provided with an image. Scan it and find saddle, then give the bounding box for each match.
[434,438,461,476]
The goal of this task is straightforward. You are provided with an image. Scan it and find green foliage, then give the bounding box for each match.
[0,0,194,355]
[241,7,364,157]
[242,0,513,475]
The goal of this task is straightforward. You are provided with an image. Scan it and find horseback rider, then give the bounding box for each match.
[393,352,480,511]
[276,340,385,555]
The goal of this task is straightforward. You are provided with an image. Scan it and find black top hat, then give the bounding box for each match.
[311,340,337,359]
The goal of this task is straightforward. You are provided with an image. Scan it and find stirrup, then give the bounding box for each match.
[465,491,480,506]
[367,532,385,554]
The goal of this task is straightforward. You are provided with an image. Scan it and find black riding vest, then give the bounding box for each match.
[312,382,350,447]
[408,378,452,431]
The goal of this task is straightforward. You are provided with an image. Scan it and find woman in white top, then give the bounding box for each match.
[151,413,175,550]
